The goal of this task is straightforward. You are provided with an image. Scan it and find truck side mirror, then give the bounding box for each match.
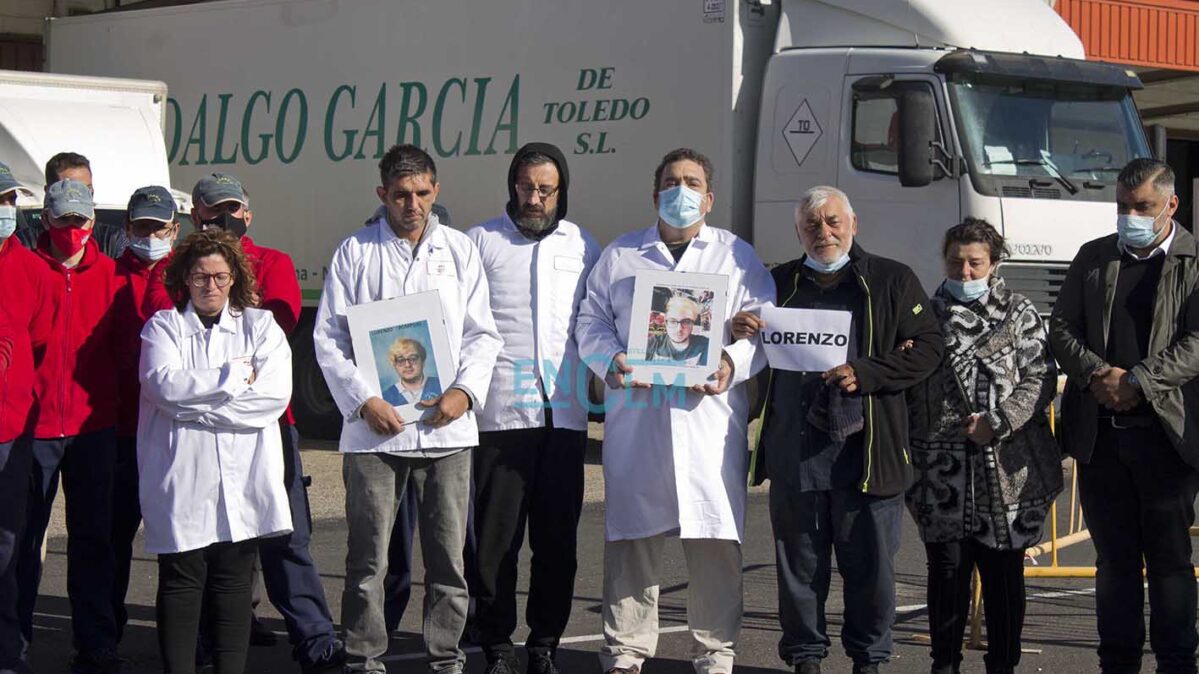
[898,89,936,188]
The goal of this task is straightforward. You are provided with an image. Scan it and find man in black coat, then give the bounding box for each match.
[732,186,943,674]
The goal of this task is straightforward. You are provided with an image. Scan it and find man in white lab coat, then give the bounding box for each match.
[575,147,775,674]
[313,144,502,674]
[466,142,600,674]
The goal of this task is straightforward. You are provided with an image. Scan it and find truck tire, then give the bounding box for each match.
[291,315,342,440]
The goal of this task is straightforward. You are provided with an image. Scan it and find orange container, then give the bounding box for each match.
[1057,0,1199,72]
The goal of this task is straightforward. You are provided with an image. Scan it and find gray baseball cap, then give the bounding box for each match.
[127,185,177,223]
[192,172,247,208]
[46,179,95,220]
[0,161,30,198]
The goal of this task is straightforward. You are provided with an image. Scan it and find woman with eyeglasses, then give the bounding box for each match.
[137,228,293,674]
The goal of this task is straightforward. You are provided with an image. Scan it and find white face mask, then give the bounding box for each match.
[944,277,989,302]
[128,235,173,262]
[657,186,705,229]
[803,251,850,274]
[0,205,15,239]
[1117,200,1170,249]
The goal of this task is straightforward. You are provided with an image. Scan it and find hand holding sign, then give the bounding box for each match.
[731,311,765,340]
[759,305,853,373]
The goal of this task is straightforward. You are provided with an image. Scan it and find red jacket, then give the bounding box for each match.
[32,235,120,439]
[145,235,301,424]
[113,250,166,437]
[0,239,54,442]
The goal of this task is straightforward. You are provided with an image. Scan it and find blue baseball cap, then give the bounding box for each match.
[127,185,177,223]
[46,179,94,220]
[0,161,31,198]
[192,172,247,208]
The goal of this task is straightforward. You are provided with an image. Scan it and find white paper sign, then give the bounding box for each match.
[760,305,852,372]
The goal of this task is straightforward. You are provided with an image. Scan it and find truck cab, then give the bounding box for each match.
[752,0,1152,309]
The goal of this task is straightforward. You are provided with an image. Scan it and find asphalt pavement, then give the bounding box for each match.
[25,443,1187,674]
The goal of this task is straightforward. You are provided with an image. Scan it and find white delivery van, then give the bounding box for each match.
[45,0,1152,437]
[0,69,190,240]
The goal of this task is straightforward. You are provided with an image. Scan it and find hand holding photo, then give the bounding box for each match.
[627,269,728,387]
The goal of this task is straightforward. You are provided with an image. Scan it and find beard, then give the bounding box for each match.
[514,204,557,232]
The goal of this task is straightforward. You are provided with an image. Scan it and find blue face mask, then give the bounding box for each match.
[944,277,989,303]
[657,185,705,229]
[803,250,851,274]
[1117,201,1169,249]
[0,205,15,240]
[128,235,173,262]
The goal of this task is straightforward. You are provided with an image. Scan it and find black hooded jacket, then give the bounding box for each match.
[506,142,569,238]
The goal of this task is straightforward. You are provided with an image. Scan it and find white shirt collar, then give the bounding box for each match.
[1119,221,1177,261]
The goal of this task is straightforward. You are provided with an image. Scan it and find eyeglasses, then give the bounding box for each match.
[393,355,422,366]
[187,272,234,288]
[665,319,696,329]
[515,183,560,200]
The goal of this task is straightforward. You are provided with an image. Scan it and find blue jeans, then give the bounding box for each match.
[769,485,902,666]
[18,429,119,657]
[258,423,340,666]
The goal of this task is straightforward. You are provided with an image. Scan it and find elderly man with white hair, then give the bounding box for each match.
[732,186,943,674]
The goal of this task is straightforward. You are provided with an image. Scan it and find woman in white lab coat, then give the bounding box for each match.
[137,228,293,674]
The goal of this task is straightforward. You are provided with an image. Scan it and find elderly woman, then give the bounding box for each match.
[906,218,1061,674]
[138,229,293,674]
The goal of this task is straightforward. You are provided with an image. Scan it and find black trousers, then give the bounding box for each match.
[769,485,903,667]
[1079,423,1199,674]
[924,539,1025,673]
[111,436,141,644]
[472,423,586,662]
[0,439,32,672]
[157,540,258,674]
[18,429,118,657]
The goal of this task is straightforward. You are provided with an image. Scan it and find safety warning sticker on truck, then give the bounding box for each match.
[783,99,822,167]
[704,0,725,23]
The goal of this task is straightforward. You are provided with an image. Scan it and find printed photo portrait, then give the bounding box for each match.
[645,286,715,367]
[369,321,443,406]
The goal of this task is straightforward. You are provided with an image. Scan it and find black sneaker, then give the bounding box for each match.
[301,641,347,674]
[484,657,518,674]
[250,615,278,646]
[527,652,560,674]
[795,660,822,674]
[70,651,132,674]
[851,663,879,674]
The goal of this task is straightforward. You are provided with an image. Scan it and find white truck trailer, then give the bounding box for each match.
[0,69,188,234]
[45,0,1152,437]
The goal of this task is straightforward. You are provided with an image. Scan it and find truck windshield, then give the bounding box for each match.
[948,76,1150,198]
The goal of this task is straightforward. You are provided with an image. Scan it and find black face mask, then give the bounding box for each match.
[200,211,248,239]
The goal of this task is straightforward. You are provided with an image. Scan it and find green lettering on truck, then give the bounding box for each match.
[241,90,272,165]
[274,88,308,164]
[433,78,466,158]
[323,84,357,162]
[354,83,387,160]
[396,81,426,147]
[179,93,208,166]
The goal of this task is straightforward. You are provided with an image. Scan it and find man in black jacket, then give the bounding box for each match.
[732,186,943,674]
[1050,158,1199,674]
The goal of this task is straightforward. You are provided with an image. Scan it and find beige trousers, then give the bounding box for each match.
[599,534,742,673]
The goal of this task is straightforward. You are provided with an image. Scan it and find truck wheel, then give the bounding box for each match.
[291,316,342,440]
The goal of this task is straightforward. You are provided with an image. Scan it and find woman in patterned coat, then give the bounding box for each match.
[906,218,1062,674]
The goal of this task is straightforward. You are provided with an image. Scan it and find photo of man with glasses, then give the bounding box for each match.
[646,292,710,366]
[382,337,442,406]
